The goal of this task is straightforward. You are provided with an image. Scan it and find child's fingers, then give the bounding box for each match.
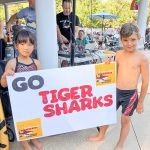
[105,57,113,64]
[136,108,144,114]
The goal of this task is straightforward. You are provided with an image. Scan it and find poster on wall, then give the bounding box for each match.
[7,63,116,141]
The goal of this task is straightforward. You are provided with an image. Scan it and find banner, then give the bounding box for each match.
[7,63,116,141]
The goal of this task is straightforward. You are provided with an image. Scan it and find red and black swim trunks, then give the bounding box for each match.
[117,88,138,116]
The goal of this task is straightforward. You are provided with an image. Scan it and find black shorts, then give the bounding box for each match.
[117,88,138,116]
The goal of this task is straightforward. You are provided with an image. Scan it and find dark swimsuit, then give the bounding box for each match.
[117,88,138,116]
[15,57,37,73]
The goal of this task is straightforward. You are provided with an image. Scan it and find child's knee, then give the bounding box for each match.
[121,115,130,125]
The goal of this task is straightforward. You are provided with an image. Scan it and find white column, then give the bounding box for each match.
[4,4,9,22]
[36,0,58,69]
[137,0,149,49]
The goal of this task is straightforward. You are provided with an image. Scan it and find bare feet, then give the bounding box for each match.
[21,141,32,150]
[88,134,104,142]
[114,144,124,150]
[31,139,43,150]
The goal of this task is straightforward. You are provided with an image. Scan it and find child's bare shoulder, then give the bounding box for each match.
[33,59,41,70]
[137,51,148,61]
[116,49,124,56]
[5,58,16,70]
[115,50,124,61]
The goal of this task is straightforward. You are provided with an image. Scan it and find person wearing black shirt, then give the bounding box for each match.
[57,0,80,46]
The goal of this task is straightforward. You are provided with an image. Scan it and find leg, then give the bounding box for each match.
[21,141,32,150]
[115,114,130,150]
[31,139,43,150]
[88,125,109,141]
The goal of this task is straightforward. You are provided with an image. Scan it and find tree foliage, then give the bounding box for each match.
[56,0,150,28]
[0,2,28,22]
[0,5,5,21]
[0,0,149,28]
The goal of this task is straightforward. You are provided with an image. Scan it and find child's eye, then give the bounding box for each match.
[131,39,136,41]
[28,43,33,46]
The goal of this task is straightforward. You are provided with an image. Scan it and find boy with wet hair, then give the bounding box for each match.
[89,23,149,150]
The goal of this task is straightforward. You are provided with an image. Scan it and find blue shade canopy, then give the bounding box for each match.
[89,12,119,20]
[88,12,119,43]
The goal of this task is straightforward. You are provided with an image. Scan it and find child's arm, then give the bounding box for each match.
[136,56,149,114]
[1,60,15,88]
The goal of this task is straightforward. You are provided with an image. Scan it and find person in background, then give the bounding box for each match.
[6,0,66,55]
[145,28,150,44]
[76,30,89,51]
[0,20,6,60]
[7,0,36,35]
[57,0,80,49]
[12,19,23,40]
[89,23,149,150]
[0,20,5,39]
[1,30,43,150]
[6,0,37,59]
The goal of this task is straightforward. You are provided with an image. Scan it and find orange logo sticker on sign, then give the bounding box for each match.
[16,118,42,141]
[95,63,116,86]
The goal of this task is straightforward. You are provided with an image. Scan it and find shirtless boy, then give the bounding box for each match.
[89,23,149,150]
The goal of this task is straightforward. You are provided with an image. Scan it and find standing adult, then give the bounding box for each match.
[57,0,80,47]
[6,0,37,58]
[6,0,36,35]
[6,0,66,55]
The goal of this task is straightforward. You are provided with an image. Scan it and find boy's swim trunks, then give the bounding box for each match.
[117,88,138,116]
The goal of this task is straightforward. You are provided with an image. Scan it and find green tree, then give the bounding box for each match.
[0,2,28,21]
[55,0,150,28]
[0,5,5,21]
[9,3,28,16]
[0,0,150,27]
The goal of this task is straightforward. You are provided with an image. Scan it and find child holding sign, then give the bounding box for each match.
[89,23,149,150]
[1,30,43,150]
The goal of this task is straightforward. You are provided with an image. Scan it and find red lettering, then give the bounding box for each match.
[93,96,103,108]
[55,102,68,116]
[80,85,93,98]
[43,104,55,117]
[49,90,58,103]
[39,91,49,104]
[104,94,113,107]
[58,88,70,101]
[40,85,114,118]
[70,87,80,99]
[80,98,92,110]
[69,100,80,113]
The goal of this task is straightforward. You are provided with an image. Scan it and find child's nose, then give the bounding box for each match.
[127,41,132,46]
[23,44,29,49]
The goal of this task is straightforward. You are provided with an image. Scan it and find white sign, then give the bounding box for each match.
[7,63,116,141]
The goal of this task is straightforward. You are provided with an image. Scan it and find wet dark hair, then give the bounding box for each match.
[120,23,140,39]
[15,30,36,45]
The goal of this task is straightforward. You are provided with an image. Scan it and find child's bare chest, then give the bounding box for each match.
[118,56,140,71]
